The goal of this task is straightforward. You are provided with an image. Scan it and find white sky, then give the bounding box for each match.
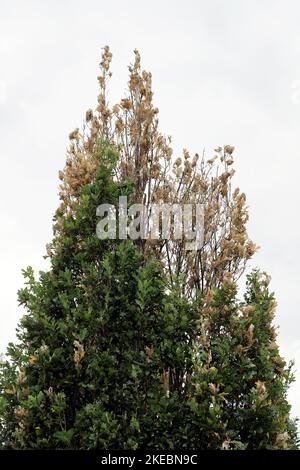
[0,0,299,421]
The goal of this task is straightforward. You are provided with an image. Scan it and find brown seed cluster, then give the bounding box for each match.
[56,47,258,298]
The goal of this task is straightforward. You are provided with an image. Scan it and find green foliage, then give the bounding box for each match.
[0,142,298,450]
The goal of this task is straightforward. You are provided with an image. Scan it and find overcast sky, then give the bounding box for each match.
[0,0,299,421]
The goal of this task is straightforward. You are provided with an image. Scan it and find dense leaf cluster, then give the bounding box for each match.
[0,144,298,449]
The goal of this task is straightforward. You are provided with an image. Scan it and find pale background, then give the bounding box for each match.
[0,0,299,422]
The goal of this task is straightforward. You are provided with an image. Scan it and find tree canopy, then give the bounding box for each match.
[0,48,298,450]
